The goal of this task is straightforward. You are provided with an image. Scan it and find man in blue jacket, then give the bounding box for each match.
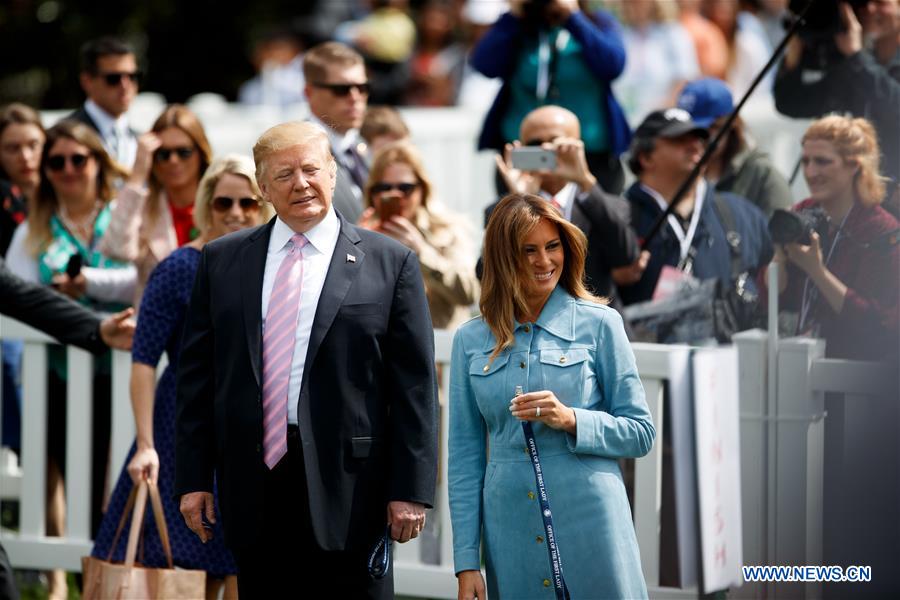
[616,108,773,306]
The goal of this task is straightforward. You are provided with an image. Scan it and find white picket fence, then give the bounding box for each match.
[3,314,895,598]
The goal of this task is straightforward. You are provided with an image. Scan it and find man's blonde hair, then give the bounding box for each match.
[252,121,335,184]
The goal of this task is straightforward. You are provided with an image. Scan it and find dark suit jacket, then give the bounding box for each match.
[174,213,438,553]
[332,162,365,224]
[483,185,639,302]
[0,258,106,354]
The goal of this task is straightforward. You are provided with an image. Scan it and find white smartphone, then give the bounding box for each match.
[511,147,557,171]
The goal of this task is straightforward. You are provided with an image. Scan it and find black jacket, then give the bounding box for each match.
[0,257,106,354]
[174,214,438,552]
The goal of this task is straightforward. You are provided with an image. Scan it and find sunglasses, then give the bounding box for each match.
[312,81,371,97]
[46,153,91,172]
[154,146,195,162]
[371,182,418,196]
[211,196,260,212]
[97,71,142,86]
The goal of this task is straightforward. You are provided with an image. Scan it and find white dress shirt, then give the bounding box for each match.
[84,99,138,169]
[260,208,340,424]
[539,182,578,222]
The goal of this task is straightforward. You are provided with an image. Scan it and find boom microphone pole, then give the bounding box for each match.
[639,0,817,251]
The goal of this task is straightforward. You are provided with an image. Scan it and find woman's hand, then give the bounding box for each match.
[784,231,825,278]
[51,272,87,299]
[381,215,426,253]
[357,206,380,231]
[127,447,159,484]
[128,132,162,186]
[457,570,487,600]
[510,390,576,434]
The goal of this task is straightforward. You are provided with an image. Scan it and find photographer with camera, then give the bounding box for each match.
[774,0,899,191]
[470,0,632,194]
[769,115,898,361]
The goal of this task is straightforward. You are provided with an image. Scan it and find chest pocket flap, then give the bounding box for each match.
[469,353,510,377]
[539,348,590,368]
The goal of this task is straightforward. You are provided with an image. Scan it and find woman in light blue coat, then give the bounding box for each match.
[449,193,655,599]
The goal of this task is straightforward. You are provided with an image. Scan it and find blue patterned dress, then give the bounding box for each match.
[91,247,237,577]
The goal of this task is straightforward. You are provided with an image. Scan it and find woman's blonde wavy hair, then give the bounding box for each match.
[480,193,605,363]
[802,115,886,207]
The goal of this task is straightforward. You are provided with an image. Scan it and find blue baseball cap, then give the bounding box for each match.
[677,78,734,128]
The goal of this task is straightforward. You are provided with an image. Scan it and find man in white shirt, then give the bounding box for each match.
[176,121,437,599]
[69,36,139,169]
[303,41,371,222]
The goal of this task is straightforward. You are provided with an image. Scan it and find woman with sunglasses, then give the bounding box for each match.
[359,140,479,330]
[92,155,273,599]
[5,119,134,600]
[101,104,212,308]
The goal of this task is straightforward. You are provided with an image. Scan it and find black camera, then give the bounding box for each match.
[65,253,83,278]
[768,208,829,245]
[788,0,870,42]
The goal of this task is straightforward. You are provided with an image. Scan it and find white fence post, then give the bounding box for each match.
[732,329,770,598]
[775,337,826,599]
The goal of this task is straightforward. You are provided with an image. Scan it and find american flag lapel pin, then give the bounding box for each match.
[346,253,356,263]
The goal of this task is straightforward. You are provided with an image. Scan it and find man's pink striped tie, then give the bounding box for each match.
[262,233,307,469]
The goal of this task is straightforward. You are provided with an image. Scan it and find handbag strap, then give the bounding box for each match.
[105,484,139,562]
[120,480,176,570]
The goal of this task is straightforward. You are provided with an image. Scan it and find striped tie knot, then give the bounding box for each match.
[288,233,308,254]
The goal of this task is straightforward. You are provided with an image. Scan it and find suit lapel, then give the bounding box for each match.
[241,220,274,387]
[300,218,365,389]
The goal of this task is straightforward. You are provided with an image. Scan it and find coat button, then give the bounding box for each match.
[536,535,544,543]
[543,579,551,587]
[527,491,535,500]
[523,325,531,333]
[559,356,567,364]
[519,361,526,369]
[255,444,261,453]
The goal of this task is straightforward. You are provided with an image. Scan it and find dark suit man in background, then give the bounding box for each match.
[68,36,140,169]
[488,105,640,310]
[303,42,371,223]
[175,121,437,598]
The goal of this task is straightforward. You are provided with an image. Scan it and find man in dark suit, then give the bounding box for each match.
[175,122,437,598]
[68,36,140,168]
[303,41,371,223]
[488,105,640,308]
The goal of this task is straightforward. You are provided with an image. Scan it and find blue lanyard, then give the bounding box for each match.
[522,419,572,600]
[367,524,392,579]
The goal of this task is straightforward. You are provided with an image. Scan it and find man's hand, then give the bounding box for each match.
[496,142,542,196]
[457,569,487,600]
[387,500,426,543]
[552,136,596,191]
[612,250,650,286]
[835,2,864,57]
[51,272,86,300]
[180,491,216,543]
[99,308,136,351]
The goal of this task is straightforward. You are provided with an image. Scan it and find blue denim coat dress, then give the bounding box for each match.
[449,287,654,598]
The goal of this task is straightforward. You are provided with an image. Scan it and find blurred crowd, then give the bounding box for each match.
[1,0,899,598]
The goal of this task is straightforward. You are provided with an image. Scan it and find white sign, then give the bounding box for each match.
[693,347,744,592]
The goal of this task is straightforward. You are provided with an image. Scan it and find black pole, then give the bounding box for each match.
[639,0,817,251]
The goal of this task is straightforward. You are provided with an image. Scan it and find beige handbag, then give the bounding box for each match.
[82,479,206,599]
